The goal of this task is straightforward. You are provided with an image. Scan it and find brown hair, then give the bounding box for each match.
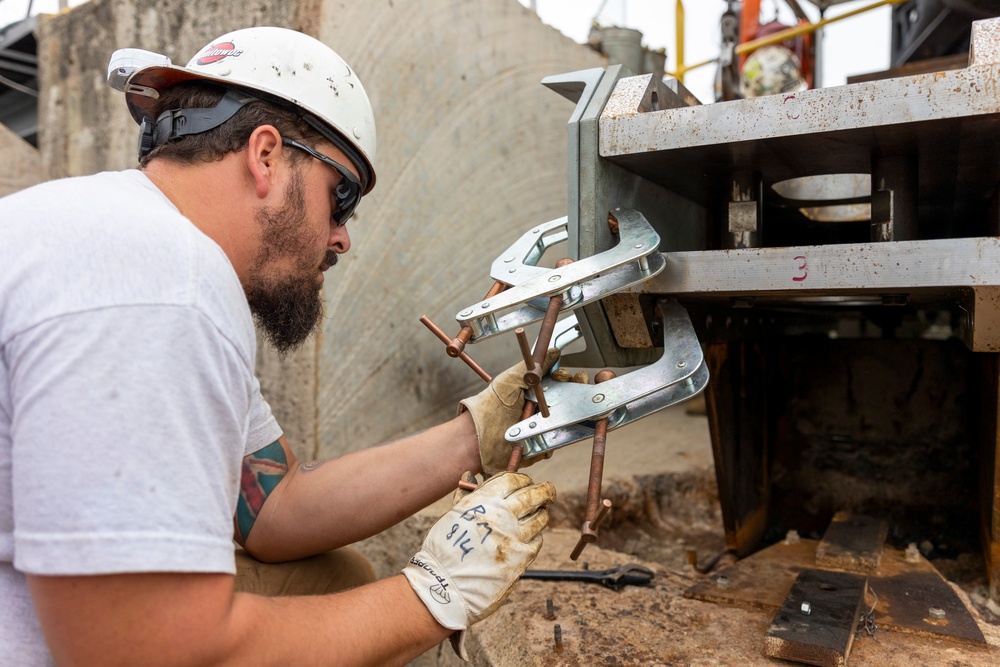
[138,81,326,167]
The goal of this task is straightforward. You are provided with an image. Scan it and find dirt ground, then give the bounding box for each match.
[454,401,1000,667]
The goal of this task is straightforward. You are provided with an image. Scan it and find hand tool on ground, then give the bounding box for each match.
[419,314,492,383]
[521,563,655,591]
[570,369,617,560]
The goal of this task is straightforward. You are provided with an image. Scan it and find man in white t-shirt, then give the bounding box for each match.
[0,27,558,665]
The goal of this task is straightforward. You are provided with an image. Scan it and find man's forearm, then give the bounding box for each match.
[245,413,481,562]
[30,572,450,667]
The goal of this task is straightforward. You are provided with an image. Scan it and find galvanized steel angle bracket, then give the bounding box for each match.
[453,208,665,342]
[509,298,708,457]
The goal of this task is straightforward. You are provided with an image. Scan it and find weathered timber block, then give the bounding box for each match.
[764,568,867,667]
[815,512,888,574]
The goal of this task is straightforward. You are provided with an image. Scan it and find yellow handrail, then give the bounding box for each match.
[676,0,685,82]
[668,0,909,81]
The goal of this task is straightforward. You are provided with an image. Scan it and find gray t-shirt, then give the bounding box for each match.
[0,170,282,664]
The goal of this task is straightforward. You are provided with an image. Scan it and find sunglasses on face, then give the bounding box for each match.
[281,137,362,225]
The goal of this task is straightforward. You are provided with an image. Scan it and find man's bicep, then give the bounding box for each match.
[235,436,298,545]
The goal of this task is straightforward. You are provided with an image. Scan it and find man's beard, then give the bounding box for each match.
[244,170,335,355]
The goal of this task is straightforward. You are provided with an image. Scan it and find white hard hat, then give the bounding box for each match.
[107,27,377,194]
[739,45,807,99]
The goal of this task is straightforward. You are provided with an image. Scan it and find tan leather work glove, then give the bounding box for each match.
[458,348,560,475]
[403,472,555,660]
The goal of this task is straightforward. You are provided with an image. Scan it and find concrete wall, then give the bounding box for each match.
[0,121,41,197]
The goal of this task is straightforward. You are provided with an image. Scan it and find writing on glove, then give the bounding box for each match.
[402,472,555,659]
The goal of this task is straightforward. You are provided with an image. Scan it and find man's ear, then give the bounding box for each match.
[245,125,284,200]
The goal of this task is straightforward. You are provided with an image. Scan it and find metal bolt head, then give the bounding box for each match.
[800,602,812,615]
[528,421,537,429]
[677,361,687,369]
[548,274,561,283]
[634,243,644,249]
[905,543,920,562]
[593,393,605,403]
[504,256,515,263]
[784,529,801,545]
[928,607,946,620]
[460,309,473,317]
[482,302,490,309]
[509,427,521,437]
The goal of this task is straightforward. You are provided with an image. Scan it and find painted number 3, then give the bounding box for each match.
[792,255,808,282]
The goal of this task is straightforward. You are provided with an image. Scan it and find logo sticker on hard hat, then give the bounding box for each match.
[196,42,244,66]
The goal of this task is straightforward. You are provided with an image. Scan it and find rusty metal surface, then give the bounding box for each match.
[685,538,989,648]
[873,569,988,647]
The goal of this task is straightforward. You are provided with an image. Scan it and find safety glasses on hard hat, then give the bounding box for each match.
[281,137,362,225]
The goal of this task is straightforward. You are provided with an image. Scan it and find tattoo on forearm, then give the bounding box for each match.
[236,440,288,542]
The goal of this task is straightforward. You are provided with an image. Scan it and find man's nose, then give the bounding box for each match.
[329,222,351,254]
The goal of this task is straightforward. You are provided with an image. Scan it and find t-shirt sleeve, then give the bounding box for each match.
[9,304,251,576]
[246,375,282,457]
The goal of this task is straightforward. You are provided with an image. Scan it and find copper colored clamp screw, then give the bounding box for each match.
[570,369,617,561]
[515,328,550,417]
[446,281,507,358]
[523,258,574,390]
[505,400,537,472]
[419,314,492,383]
[570,499,612,561]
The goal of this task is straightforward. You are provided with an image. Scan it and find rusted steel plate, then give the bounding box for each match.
[763,569,867,667]
[871,570,987,647]
[685,538,988,647]
[816,513,888,574]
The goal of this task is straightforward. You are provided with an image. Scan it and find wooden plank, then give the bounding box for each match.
[764,569,867,667]
[815,513,888,574]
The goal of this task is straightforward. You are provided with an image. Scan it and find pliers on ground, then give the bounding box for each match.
[520,563,655,591]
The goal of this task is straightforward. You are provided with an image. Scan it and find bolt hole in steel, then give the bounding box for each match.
[771,173,872,222]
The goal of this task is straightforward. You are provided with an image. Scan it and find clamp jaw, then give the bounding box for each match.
[453,209,665,342]
[513,298,707,457]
